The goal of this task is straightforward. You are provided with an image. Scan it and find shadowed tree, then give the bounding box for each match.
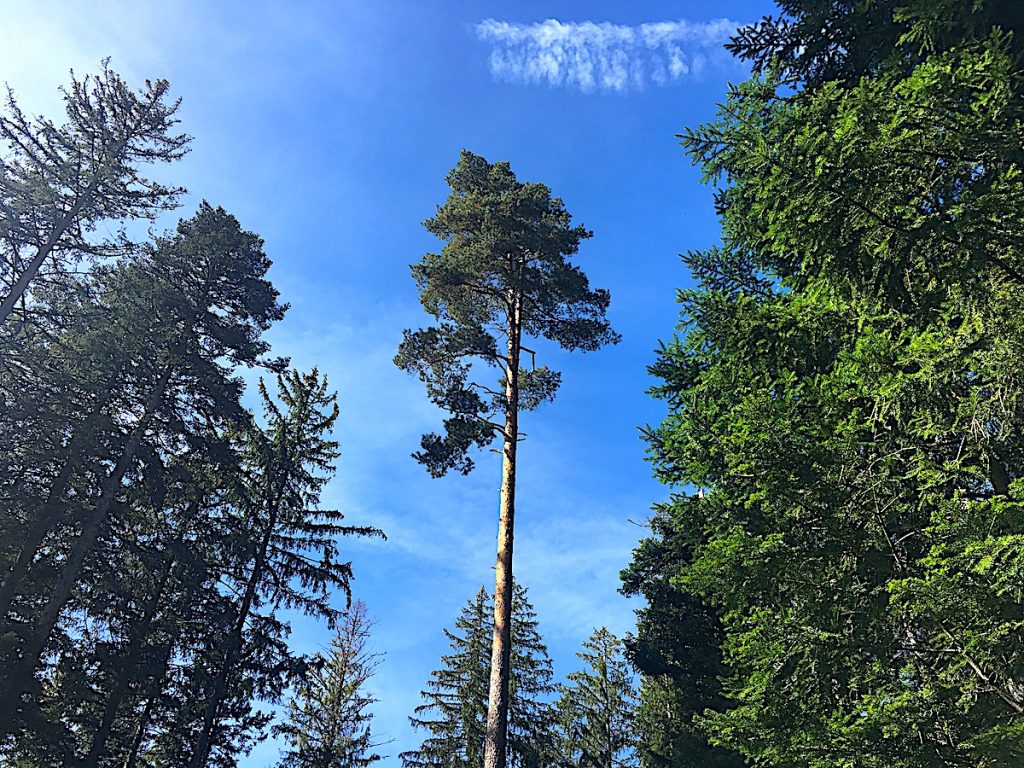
[187,368,383,768]
[620,509,746,768]
[395,150,618,768]
[0,203,287,734]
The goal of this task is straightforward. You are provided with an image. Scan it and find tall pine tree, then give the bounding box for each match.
[395,150,618,768]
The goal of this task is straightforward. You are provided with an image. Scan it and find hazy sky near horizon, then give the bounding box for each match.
[1,1,775,763]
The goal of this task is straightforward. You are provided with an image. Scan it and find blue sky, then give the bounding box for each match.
[1,1,775,763]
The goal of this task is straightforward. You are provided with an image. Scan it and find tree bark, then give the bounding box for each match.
[484,294,521,768]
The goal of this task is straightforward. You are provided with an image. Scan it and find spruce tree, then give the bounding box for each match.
[0,209,380,766]
[646,1,1024,765]
[556,628,638,768]
[0,203,287,730]
[395,150,617,768]
[276,599,384,768]
[402,583,556,768]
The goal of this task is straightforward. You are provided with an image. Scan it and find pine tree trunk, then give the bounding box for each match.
[0,365,172,725]
[484,295,521,768]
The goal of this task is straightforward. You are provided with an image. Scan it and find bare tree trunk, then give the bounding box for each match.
[0,186,95,324]
[484,296,521,768]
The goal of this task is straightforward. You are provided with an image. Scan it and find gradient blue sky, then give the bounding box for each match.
[1,1,775,764]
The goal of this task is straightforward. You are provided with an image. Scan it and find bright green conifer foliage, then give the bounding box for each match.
[636,1,1024,766]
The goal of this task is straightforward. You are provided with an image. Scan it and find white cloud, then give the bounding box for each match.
[475,17,740,93]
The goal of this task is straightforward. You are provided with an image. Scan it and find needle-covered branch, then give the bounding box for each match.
[0,60,190,324]
[396,150,618,768]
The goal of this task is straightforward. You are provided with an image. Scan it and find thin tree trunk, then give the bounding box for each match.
[122,693,156,768]
[119,627,178,768]
[0,186,96,324]
[484,295,521,768]
[0,452,80,619]
[0,402,112,619]
[82,553,178,767]
[188,621,242,768]
[0,365,172,725]
[189,492,281,768]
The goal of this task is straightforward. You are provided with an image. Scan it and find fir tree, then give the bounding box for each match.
[556,628,638,768]
[402,583,556,768]
[0,203,287,733]
[276,599,384,768]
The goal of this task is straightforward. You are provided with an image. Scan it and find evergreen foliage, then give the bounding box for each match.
[640,2,1024,766]
[0,64,379,768]
[401,583,557,768]
[620,513,744,768]
[555,627,638,768]
[0,59,189,325]
[276,599,384,768]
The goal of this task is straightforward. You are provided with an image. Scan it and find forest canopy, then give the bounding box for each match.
[3,1,1024,766]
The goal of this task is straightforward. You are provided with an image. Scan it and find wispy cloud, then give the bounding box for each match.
[475,17,741,93]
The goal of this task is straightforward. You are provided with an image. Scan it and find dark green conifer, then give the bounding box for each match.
[276,599,384,768]
[402,583,556,768]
